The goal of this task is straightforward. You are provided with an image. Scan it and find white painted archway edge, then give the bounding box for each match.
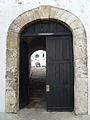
[6,6,88,115]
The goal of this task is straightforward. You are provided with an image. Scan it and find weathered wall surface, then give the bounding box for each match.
[0,0,90,114]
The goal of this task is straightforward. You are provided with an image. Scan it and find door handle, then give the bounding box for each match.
[46,84,50,92]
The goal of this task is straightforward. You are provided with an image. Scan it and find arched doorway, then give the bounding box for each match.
[6,6,88,114]
[19,20,74,111]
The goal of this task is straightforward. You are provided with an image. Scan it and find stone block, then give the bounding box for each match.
[13,12,34,30]
[75,78,88,93]
[55,10,71,23]
[6,80,17,91]
[39,5,51,19]
[8,22,20,33]
[74,90,88,115]
[70,20,83,30]
[50,7,59,19]
[6,49,18,72]
[7,31,18,49]
[5,90,18,113]
[19,10,35,28]
[74,45,87,60]
[66,14,78,27]
[32,8,40,20]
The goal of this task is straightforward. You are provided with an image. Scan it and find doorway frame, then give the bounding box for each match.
[6,5,88,114]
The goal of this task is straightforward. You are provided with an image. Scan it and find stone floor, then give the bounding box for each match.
[0,110,90,120]
[29,67,46,110]
[30,67,46,79]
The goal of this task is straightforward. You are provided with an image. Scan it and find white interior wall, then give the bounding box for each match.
[0,0,90,114]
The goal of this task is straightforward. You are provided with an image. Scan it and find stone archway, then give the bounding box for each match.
[6,6,88,114]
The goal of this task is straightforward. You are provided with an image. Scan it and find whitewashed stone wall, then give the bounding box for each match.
[31,50,46,67]
[0,0,90,115]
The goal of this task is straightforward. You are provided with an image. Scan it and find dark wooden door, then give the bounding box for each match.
[19,40,29,108]
[46,36,74,111]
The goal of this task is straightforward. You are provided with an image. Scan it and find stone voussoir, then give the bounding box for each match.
[32,7,40,20]
[12,14,29,30]
[50,7,60,19]
[65,14,79,27]
[39,5,51,19]
[7,31,18,48]
[70,19,83,30]
[8,22,21,33]
[55,10,72,23]
[24,10,36,23]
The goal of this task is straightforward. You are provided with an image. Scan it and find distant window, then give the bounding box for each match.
[42,53,44,57]
[35,54,39,58]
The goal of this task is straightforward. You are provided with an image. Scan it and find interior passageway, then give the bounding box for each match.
[27,50,46,110]
[19,35,46,110]
[27,67,46,110]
